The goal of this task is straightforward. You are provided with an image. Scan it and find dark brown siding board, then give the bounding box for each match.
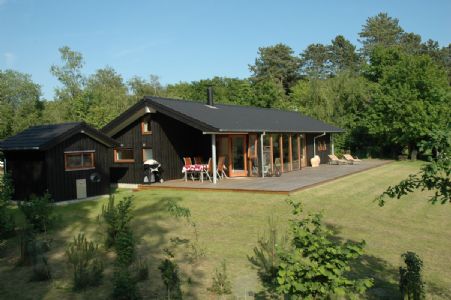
[4,151,47,200]
[45,133,111,201]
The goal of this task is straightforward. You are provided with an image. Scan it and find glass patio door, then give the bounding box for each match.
[230,135,247,176]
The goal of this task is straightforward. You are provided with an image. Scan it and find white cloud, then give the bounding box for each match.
[3,52,16,67]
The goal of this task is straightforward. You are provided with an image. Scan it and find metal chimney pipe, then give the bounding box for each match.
[207,87,214,106]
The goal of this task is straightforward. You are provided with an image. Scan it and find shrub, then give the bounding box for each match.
[99,194,134,248]
[276,199,373,298]
[399,251,425,300]
[133,257,149,282]
[0,172,15,237]
[248,216,287,296]
[18,193,55,233]
[158,258,182,300]
[66,233,104,290]
[30,256,52,282]
[207,260,232,297]
[115,229,135,266]
[17,225,38,266]
[112,267,141,300]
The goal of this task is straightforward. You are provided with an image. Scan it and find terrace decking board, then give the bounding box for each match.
[137,159,392,195]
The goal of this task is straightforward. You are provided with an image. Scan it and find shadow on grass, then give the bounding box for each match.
[0,192,206,300]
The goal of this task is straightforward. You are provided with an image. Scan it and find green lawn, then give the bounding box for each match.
[1,161,450,299]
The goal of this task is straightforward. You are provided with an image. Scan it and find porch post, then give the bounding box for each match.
[211,134,217,184]
[260,132,265,178]
[331,134,335,155]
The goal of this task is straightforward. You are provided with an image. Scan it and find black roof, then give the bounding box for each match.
[0,122,119,151]
[103,97,343,135]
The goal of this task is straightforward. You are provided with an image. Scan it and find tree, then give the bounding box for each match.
[363,46,450,157]
[50,46,87,121]
[329,35,361,73]
[84,67,129,128]
[276,200,373,298]
[249,44,301,93]
[251,79,286,108]
[128,74,164,100]
[359,13,404,56]
[0,70,43,139]
[299,43,331,78]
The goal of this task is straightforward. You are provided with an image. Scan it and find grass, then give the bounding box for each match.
[0,161,450,299]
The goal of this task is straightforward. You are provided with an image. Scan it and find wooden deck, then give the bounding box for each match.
[137,159,393,195]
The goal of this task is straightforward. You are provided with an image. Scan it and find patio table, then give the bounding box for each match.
[182,164,208,182]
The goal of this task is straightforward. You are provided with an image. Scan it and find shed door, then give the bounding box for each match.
[76,179,87,199]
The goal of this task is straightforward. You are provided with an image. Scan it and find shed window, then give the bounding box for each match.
[115,149,134,163]
[65,151,95,171]
[141,118,152,134]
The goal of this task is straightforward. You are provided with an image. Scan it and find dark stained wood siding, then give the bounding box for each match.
[306,133,331,165]
[110,118,152,183]
[111,112,210,183]
[45,133,112,201]
[4,151,47,200]
[152,113,210,180]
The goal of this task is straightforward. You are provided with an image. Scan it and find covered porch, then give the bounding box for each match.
[138,159,391,195]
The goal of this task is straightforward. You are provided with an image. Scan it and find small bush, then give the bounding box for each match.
[99,194,134,248]
[400,251,425,300]
[66,233,104,291]
[207,260,232,296]
[248,216,287,296]
[115,229,135,266]
[112,267,141,300]
[133,257,149,282]
[18,193,55,233]
[159,258,182,300]
[0,172,15,237]
[17,225,38,266]
[30,256,52,282]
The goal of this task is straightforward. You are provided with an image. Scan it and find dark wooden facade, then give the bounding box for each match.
[306,133,331,165]
[110,112,210,184]
[4,133,112,201]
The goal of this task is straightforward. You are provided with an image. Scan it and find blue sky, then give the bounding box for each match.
[1,0,450,99]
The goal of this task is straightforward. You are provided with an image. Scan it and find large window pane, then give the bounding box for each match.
[283,134,291,172]
[292,135,300,170]
[65,152,95,170]
[272,134,281,171]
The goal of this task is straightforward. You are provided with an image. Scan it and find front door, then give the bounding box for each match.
[229,135,247,177]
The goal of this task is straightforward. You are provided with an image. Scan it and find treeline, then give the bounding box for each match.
[1,13,449,158]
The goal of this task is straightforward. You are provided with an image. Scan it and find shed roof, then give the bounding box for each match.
[0,122,119,151]
[102,97,344,135]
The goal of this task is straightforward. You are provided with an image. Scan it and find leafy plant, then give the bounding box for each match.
[30,256,52,282]
[378,130,450,205]
[207,260,232,297]
[276,199,373,298]
[399,251,425,300]
[0,172,15,237]
[133,257,149,282]
[65,233,104,290]
[159,258,182,300]
[18,193,55,233]
[112,267,141,300]
[248,216,287,297]
[17,225,38,266]
[99,194,134,248]
[166,199,206,262]
[115,228,135,266]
